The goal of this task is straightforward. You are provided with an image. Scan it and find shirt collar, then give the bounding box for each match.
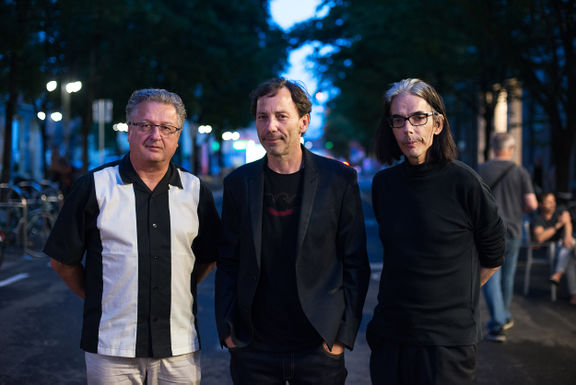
[118,153,183,190]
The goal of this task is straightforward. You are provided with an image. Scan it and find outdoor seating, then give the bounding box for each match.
[521,219,557,300]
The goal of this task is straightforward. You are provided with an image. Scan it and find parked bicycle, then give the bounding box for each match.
[0,181,63,259]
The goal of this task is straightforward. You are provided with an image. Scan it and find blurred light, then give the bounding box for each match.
[305,141,313,149]
[342,161,350,166]
[114,122,129,132]
[46,81,58,92]
[315,91,328,103]
[212,141,220,151]
[65,81,82,93]
[325,141,334,150]
[37,111,46,120]
[233,140,248,150]
[222,131,240,141]
[51,112,63,122]
[198,125,212,134]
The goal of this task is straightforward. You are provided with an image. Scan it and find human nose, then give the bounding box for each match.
[263,117,278,132]
[398,119,414,132]
[148,124,163,138]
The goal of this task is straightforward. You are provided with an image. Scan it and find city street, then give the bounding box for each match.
[1,178,575,384]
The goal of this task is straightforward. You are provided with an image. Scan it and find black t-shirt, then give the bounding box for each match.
[251,166,322,351]
[533,210,564,242]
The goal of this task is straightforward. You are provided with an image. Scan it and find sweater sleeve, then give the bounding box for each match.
[470,175,506,268]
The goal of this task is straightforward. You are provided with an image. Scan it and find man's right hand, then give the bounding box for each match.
[224,335,237,349]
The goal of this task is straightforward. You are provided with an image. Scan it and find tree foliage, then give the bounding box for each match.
[0,0,288,178]
[292,0,575,192]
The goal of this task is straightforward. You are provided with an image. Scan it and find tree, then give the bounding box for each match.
[0,0,49,183]
[1,0,288,178]
[505,0,575,195]
[292,0,575,194]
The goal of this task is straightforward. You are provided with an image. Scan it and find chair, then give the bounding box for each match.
[521,219,557,300]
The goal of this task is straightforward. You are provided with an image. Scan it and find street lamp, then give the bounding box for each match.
[46,80,82,155]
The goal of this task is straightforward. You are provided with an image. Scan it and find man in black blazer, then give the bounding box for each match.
[215,78,370,384]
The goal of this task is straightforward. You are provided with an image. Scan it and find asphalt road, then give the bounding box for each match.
[1,178,575,384]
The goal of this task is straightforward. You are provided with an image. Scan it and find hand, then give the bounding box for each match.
[564,236,575,250]
[323,341,345,355]
[224,335,237,349]
[559,211,570,225]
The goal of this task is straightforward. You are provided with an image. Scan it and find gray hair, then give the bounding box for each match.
[375,78,457,165]
[125,88,186,127]
[491,132,515,153]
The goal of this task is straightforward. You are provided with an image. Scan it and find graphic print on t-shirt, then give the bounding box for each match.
[264,191,299,217]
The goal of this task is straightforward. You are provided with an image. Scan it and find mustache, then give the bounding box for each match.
[401,136,423,144]
[263,134,285,140]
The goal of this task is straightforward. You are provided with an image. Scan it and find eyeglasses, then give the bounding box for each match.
[128,121,181,136]
[388,112,437,128]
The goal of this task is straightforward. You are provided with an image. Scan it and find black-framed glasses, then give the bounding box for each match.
[128,121,181,137]
[388,112,437,128]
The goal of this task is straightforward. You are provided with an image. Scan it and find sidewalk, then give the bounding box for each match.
[198,256,576,385]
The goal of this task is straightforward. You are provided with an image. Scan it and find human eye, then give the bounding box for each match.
[256,114,268,121]
[390,115,405,127]
[410,113,427,125]
[140,122,152,131]
[159,124,173,135]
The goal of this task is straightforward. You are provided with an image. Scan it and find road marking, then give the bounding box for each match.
[0,273,30,287]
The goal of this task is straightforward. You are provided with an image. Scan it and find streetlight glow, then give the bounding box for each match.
[198,125,213,134]
[46,80,58,92]
[50,112,63,122]
[113,122,129,132]
[37,111,46,120]
[65,81,82,93]
[222,131,240,141]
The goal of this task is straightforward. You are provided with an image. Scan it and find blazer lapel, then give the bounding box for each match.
[296,149,318,261]
[248,160,264,268]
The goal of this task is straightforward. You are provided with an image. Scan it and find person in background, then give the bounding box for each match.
[44,88,220,385]
[479,132,538,342]
[369,78,505,385]
[215,78,370,385]
[533,191,576,305]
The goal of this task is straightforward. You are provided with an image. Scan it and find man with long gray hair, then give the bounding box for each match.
[369,78,505,384]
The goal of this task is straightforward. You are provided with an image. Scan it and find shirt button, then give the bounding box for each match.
[152,223,158,229]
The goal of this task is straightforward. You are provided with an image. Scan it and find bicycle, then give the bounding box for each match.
[0,181,62,259]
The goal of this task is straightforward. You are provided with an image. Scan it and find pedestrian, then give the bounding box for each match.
[215,77,370,385]
[478,132,538,342]
[533,191,576,305]
[368,78,505,385]
[44,88,221,385]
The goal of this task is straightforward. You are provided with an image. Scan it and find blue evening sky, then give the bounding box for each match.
[270,0,326,140]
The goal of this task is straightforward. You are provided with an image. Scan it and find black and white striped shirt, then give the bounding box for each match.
[44,154,220,358]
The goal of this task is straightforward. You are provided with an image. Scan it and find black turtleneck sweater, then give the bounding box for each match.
[368,160,504,346]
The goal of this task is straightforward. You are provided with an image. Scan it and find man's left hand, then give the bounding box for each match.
[323,341,345,355]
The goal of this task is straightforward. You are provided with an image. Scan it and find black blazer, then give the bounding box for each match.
[215,147,370,349]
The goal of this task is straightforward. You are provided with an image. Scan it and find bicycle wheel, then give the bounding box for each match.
[25,212,54,258]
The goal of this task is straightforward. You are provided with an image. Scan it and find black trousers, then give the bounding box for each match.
[229,344,347,385]
[366,331,477,385]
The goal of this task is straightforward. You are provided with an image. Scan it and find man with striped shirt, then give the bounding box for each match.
[45,89,220,384]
